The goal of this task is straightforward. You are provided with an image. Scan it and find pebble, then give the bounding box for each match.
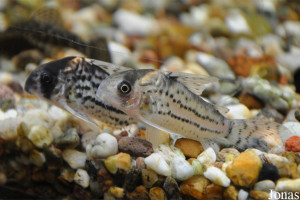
[197,147,216,164]
[257,162,280,182]
[238,189,249,200]
[104,152,131,174]
[225,10,251,34]
[174,138,204,158]
[74,169,90,188]
[118,137,153,157]
[180,175,209,200]
[254,180,276,192]
[54,128,80,149]
[225,104,252,119]
[226,150,262,188]
[136,157,146,169]
[170,156,194,181]
[264,153,290,177]
[250,190,269,200]
[126,185,149,200]
[163,176,182,200]
[124,168,142,192]
[60,168,74,182]
[113,9,158,36]
[149,187,167,200]
[155,144,185,164]
[108,186,124,199]
[29,149,46,167]
[217,148,241,162]
[62,149,87,169]
[275,178,300,192]
[142,169,158,189]
[188,158,204,175]
[196,52,235,80]
[27,125,54,148]
[90,133,118,159]
[97,168,114,192]
[204,166,230,187]
[223,185,238,200]
[286,136,300,152]
[0,84,15,112]
[144,153,171,176]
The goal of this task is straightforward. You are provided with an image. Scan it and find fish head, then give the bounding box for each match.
[25,56,76,100]
[97,69,153,117]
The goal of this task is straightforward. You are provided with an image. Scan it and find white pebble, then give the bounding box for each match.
[170,157,194,181]
[283,122,300,137]
[197,147,216,164]
[275,178,300,192]
[156,144,185,164]
[238,189,249,200]
[62,149,87,169]
[144,153,171,176]
[0,117,20,140]
[91,133,118,158]
[225,10,251,34]
[74,169,90,188]
[225,104,252,119]
[27,125,54,148]
[113,9,158,36]
[254,180,275,192]
[203,166,230,187]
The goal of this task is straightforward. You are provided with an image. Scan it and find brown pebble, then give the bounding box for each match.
[142,169,159,189]
[175,138,204,158]
[118,137,154,157]
[223,185,238,200]
[250,190,269,200]
[97,168,114,192]
[164,176,182,200]
[149,187,167,200]
[238,92,263,110]
[206,183,224,200]
[126,185,149,200]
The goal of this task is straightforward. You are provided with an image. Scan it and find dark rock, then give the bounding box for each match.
[72,184,93,200]
[97,168,114,192]
[85,160,98,181]
[124,168,142,192]
[258,162,280,182]
[163,176,182,200]
[118,137,154,157]
[126,185,149,200]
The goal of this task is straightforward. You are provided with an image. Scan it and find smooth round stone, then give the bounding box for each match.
[254,180,275,192]
[204,166,230,187]
[91,133,118,158]
[62,149,87,169]
[238,189,249,200]
[74,169,90,188]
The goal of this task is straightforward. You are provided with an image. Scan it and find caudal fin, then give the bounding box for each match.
[225,119,292,152]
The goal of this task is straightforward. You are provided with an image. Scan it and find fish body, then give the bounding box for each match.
[97,69,290,151]
[25,56,135,127]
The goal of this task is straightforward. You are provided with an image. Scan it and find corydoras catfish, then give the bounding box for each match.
[96,69,292,152]
[25,56,136,127]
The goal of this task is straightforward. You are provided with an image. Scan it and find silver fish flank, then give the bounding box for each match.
[96,69,292,152]
[24,56,136,127]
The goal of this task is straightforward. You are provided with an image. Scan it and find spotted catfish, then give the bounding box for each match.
[96,69,292,152]
[25,56,135,127]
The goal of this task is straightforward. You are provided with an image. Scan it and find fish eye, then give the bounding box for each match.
[40,72,53,85]
[118,81,131,94]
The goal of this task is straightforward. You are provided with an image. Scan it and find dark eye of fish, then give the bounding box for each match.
[40,72,53,85]
[118,81,131,94]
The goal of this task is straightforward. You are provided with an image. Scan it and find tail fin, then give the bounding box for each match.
[225,119,292,152]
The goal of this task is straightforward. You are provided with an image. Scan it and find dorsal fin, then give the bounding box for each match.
[164,71,218,95]
[86,58,129,75]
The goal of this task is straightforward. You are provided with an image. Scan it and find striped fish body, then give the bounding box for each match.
[97,69,289,151]
[25,56,135,127]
